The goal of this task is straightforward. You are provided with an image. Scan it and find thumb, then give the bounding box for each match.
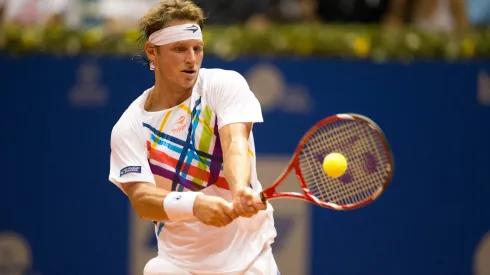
[241,188,254,206]
[252,193,267,210]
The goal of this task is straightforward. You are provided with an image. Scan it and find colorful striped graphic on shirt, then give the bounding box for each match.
[144,97,230,191]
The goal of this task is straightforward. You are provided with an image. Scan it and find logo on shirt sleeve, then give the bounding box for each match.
[120,166,142,177]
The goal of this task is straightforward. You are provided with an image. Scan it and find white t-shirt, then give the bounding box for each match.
[108,68,277,274]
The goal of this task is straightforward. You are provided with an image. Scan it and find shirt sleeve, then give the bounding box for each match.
[109,118,155,189]
[207,70,264,129]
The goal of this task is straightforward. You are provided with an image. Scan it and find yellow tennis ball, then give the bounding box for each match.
[323,153,348,178]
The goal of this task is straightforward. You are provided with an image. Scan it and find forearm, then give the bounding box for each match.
[224,138,251,198]
[126,183,202,222]
[128,184,171,221]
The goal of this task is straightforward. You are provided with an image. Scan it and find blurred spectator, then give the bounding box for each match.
[1,0,485,32]
[271,0,302,22]
[98,0,160,31]
[195,0,273,27]
[0,0,79,27]
[97,0,274,31]
[384,0,471,32]
[298,0,391,24]
[0,0,5,23]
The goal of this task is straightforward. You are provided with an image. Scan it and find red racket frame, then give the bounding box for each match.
[258,113,395,210]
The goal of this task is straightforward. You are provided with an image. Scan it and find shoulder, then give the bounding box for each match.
[200,68,246,80]
[199,68,249,91]
[111,89,148,140]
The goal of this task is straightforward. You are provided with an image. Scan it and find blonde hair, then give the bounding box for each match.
[139,0,205,41]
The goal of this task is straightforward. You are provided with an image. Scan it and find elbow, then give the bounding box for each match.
[129,188,153,220]
[128,187,170,222]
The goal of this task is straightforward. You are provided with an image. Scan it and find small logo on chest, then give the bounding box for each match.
[172,115,187,133]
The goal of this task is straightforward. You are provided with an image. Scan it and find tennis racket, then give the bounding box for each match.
[256,113,394,210]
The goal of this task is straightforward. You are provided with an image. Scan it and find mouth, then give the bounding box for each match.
[181,69,196,76]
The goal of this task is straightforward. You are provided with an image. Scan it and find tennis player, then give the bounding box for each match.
[108,1,279,274]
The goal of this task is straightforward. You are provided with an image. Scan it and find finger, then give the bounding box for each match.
[238,203,255,218]
[207,220,222,228]
[225,203,239,220]
[221,204,234,224]
[240,195,258,213]
[239,205,254,217]
[216,215,231,226]
[211,209,225,227]
[247,205,258,214]
[240,194,253,209]
[236,202,254,218]
[223,214,233,225]
[226,203,239,220]
[253,202,267,210]
[230,210,238,219]
[233,200,247,217]
[242,189,254,206]
[212,219,224,227]
[226,211,238,220]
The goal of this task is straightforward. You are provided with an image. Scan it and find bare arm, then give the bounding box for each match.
[109,113,234,226]
[122,182,173,222]
[219,122,253,198]
[121,181,236,226]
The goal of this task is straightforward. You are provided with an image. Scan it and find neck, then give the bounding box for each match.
[145,78,193,112]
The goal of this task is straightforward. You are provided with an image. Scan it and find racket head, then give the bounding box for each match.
[269,113,394,210]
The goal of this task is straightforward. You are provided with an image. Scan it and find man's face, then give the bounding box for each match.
[151,20,204,90]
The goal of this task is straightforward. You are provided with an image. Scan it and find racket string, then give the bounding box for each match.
[324,126,383,203]
[305,122,364,203]
[299,119,389,206]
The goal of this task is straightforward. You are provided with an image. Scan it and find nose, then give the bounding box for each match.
[185,49,196,65]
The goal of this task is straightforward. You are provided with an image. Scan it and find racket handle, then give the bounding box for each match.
[252,192,267,206]
[259,192,267,203]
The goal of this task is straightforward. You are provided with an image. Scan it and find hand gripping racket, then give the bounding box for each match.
[257,113,394,210]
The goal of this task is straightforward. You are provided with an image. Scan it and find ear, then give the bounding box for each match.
[145,41,157,69]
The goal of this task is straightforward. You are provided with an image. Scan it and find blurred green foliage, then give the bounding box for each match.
[1,23,489,61]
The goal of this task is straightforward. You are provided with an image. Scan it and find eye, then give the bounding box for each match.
[194,46,203,53]
[174,46,187,52]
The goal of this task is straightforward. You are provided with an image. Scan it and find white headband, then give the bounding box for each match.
[148,23,203,46]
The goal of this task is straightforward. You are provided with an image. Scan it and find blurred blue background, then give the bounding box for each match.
[1,1,490,275]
